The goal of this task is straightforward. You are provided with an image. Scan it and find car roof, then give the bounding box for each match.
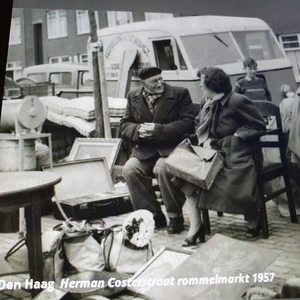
[23,63,89,74]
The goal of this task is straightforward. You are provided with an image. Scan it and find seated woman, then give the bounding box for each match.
[181,67,266,246]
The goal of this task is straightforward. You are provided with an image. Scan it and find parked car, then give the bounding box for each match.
[3,77,23,99]
[18,63,93,99]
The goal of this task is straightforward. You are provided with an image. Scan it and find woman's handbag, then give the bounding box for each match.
[165,138,224,190]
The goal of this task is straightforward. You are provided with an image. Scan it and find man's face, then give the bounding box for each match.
[142,74,164,94]
[244,66,257,78]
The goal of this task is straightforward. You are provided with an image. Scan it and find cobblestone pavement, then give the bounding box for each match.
[0,200,299,299]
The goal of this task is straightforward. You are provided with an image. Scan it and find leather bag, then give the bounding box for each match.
[165,138,224,190]
[103,225,153,274]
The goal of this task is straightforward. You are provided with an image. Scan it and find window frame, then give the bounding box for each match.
[6,61,22,80]
[279,33,300,51]
[49,72,72,87]
[144,13,173,21]
[47,10,68,39]
[49,56,72,64]
[76,9,100,35]
[151,37,187,71]
[9,17,21,45]
[79,53,88,63]
[107,11,133,27]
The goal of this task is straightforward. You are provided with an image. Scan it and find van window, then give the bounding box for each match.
[232,31,285,60]
[181,33,242,69]
[153,40,178,70]
[80,71,92,87]
[177,44,188,70]
[49,72,72,86]
[27,72,47,82]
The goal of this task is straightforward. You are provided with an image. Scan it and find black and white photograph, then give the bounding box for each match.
[1,0,300,299]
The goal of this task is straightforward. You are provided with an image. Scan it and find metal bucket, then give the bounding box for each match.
[0,137,36,232]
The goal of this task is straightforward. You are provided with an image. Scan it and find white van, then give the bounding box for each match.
[88,15,296,105]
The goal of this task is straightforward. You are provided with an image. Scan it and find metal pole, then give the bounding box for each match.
[97,42,111,138]
[88,11,104,138]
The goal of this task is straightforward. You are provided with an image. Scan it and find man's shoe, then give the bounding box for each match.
[246,226,260,238]
[167,217,184,234]
[154,213,167,229]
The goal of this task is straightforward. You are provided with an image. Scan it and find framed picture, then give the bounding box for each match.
[67,138,122,172]
[128,246,193,296]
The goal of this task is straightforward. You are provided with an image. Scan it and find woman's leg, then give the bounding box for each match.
[186,194,202,238]
[182,190,205,246]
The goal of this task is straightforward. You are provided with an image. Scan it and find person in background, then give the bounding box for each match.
[289,87,300,152]
[279,84,296,136]
[261,84,299,217]
[178,67,266,246]
[287,87,300,213]
[234,57,272,102]
[120,66,195,234]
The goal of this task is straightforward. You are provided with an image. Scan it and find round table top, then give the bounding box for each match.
[0,171,61,197]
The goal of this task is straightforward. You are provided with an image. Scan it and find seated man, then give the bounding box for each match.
[120,66,195,234]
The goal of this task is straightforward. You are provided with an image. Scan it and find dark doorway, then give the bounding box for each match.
[33,23,43,65]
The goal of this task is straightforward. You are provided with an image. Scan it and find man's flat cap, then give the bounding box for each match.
[139,66,162,80]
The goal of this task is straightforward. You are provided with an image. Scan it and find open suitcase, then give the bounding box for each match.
[43,158,133,220]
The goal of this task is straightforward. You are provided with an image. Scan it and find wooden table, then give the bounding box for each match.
[0,171,61,295]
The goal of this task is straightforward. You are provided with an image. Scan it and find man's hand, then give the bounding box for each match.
[138,122,155,139]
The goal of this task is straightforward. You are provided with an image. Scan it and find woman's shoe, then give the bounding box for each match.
[182,223,205,247]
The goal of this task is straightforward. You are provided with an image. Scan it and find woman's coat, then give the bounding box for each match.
[197,91,266,215]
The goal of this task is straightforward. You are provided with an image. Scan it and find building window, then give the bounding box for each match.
[279,34,300,50]
[49,56,72,64]
[47,10,67,39]
[107,11,133,27]
[76,10,89,34]
[79,53,88,63]
[6,61,22,80]
[76,10,99,35]
[9,17,21,45]
[144,13,173,21]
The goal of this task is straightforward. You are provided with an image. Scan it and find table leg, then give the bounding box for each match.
[25,191,43,297]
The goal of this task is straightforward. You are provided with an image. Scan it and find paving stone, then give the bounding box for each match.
[0,292,11,299]
[272,260,296,270]
[3,289,31,299]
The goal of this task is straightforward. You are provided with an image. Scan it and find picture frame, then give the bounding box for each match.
[128,246,193,296]
[67,138,122,172]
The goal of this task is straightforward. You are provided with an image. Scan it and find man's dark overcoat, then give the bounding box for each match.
[198,91,266,214]
[120,83,195,160]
